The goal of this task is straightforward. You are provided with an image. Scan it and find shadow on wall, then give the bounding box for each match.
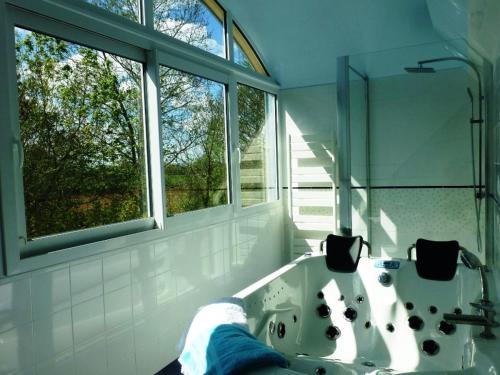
[282,84,338,259]
[288,133,337,258]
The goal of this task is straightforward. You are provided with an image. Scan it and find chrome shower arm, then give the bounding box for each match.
[418,56,484,201]
[417,57,483,104]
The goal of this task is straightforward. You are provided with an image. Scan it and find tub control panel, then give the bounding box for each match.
[374,260,400,269]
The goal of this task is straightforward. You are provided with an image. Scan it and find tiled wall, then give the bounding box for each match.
[281,85,338,258]
[0,207,284,375]
[368,69,484,258]
[288,134,336,258]
[369,188,484,259]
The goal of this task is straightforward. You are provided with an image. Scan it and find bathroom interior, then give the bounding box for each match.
[1,0,500,374]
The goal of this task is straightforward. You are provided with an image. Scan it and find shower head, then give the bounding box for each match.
[404,66,436,73]
[460,247,482,269]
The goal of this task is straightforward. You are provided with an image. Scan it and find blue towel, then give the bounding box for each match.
[179,299,287,375]
[204,324,288,375]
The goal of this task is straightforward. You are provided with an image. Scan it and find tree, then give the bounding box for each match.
[16,0,267,236]
[16,30,146,238]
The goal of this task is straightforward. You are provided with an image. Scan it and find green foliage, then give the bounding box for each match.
[16,1,270,236]
[85,0,140,22]
[16,29,147,238]
[160,67,228,215]
[237,84,265,153]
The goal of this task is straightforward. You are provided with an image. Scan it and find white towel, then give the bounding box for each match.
[179,298,247,375]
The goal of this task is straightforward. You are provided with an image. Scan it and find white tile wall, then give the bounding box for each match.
[0,206,284,375]
[369,188,485,260]
[282,73,487,263]
[31,267,71,320]
[70,259,103,305]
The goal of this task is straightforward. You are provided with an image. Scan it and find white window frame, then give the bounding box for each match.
[156,53,233,227]
[236,83,279,210]
[0,0,279,276]
[4,6,155,271]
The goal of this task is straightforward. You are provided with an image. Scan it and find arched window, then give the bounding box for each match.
[154,0,226,58]
[232,23,268,75]
[83,0,268,75]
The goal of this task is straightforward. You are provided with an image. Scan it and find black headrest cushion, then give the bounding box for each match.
[415,239,459,281]
[325,234,363,273]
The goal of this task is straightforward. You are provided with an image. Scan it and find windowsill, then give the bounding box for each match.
[5,199,282,276]
[22,218,155,258]
[237,199,281,217]
[165,204,233,236]
[165,200,282,237]
[6,227,168,276]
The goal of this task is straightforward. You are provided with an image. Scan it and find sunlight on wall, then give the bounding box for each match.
[289,134,336,257]
[380,209,397,246]
[285,112,300,136]
[351,177,369,240]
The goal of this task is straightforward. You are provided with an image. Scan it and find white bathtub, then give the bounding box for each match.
[235,254,500,375]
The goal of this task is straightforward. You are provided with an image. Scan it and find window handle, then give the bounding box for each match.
[18,235,27,245]
[13,139,24,168]
[237,147,241,164]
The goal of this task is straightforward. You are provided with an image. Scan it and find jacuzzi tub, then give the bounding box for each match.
[235,253,500,374]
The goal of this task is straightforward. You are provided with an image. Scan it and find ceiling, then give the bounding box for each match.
[220,0,500,88]
[220,0,443,88]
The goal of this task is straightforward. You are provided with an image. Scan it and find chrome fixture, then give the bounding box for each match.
[378,272,392,286]
[460,247,490,305]
[404,64,436,73]
[362,240,372,258]
[319,238,371,257]
[444,247,498,339]
[405,57,485,253]
[408,243,498,338]
[407,245,490,306]
[443,307,498,339]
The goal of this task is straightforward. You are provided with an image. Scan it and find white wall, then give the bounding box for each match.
[0,206,285,375]
[281,84,337,141]
[370,68,475,186]
[281,85,337,258]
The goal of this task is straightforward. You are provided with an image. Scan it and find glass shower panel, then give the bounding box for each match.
[349,72,369,241]
[348,40,485,260]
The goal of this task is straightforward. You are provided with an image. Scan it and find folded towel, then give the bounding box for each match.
[179,298,287,375]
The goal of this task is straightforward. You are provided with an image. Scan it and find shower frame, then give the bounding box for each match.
[336,56,371,242]
[336,55,495,265]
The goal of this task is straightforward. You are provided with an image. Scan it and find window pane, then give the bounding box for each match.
[233,41,254,71]
[237,84,277,207]
[154,0,225,58]
[159,66,228,215]
[232,24,267,75]
[84,0,141,22]
[15,28,148,239]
